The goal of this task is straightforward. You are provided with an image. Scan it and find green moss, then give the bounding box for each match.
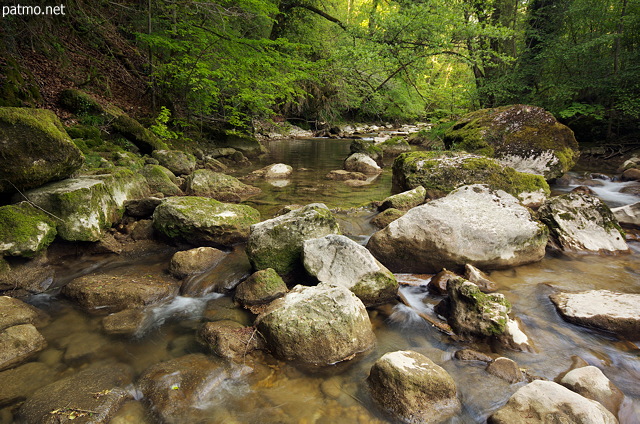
[0,54,42,107]
[112,114,168,153]
[0,107,70,143]
[59,89,103,115]
[0,202,57,257]
[350,139,383,159]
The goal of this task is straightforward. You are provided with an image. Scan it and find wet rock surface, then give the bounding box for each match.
[0,323,47,371]
[367,185,548,273]
[367,350,460,424]
[168,246,226,279]
[550,289,640,339]
[199,320,264,360]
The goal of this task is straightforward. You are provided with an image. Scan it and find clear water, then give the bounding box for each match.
[2,140,640,424]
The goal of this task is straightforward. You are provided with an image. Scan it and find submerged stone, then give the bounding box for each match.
[0,324,47,371]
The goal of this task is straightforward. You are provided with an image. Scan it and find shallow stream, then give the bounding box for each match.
[2,138,639,423]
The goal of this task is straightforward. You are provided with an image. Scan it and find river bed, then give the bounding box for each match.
[2,138,639,423]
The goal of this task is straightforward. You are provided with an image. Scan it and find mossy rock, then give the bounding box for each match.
[246,203,341,276]
[392,151,550,205]
[184,170,261,203]
[59,89,104,115]
[0,202,57,257]
[112,115,167,154]
[371,208,405,229]
[141,164,183,196]
[350,139,383,164]
[151,150,196,176]
[153,196,261,247]
[379,186,426,211]
[0,53,42,108]
[21,168,150,242]
[221,132,267,157]
[234,268,288,308]
[444,105,579,179]
[0,107,84,194]
[379,136,411,156]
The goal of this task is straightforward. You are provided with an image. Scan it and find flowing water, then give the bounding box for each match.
[2,139,640,424]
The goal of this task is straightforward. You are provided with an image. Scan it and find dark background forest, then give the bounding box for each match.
[1,0,639,146]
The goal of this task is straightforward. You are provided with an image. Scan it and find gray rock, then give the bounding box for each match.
[246,203,340,275]
[256,283,375,366]
[153,196,261,247]
[539,193,628,253]
[367,185,548,273]
[138,353,249,424]
[21,168,150,242]
[151,150,196,175]
[62,272,179,314]
[247,163,293,179]
[168,247,226,279]
[302,234,398,306]
[0,296,49,331]
[488,380,617,424]
[0,202,57,257]
[560,366,624,417]
[447,277,510,338]
[0,107,84,194]
[367,350,460,424]
[611,202,640,228]
[379,186,426,211]
[198,320,264,360]
[102,308,154,337]
[486,357,525,383]
[344,153,382,175]
[16,363,133,424]
[184,170,261,203]
[550,289,640,339]
[443,105,579,180]
[0,324,47,371]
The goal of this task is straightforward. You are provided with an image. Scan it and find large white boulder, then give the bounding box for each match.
[367,184,548,273]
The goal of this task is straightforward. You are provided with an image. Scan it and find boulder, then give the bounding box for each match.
[344,153,382,175]
[464,264,498,293]
[0,202,57,257]
[379,137,412,156]
[550,289,640,339]
[0,296,49,331]
[61,272,179,314]
[234,268,288,312]
[256,283,376,366]
[350,139,383,164]
[168,247,226,279]
[379,186,426,211]
[444,104,579,179]
[428,269,458,295]
[153,196,261,247]
[539,193,628,253]
[138,354,249,423]
[21,168,150,242]
[325,170,367,181]
[0,107,84,194]
[246,203,340,275]
[392,151,550,206]
[447,277,511,338]
[302,234,398,306]
[0,324,47,371]
[367,350,460,424]
[560,366,625,416]
[488,380,617,424]
[101,308,154,337]
[622,168,640,181]
[112,114,167,153]
[611,202,640,228]
[184,169,261,202]
[140,164,183,196]
[151,150,196,175]
[0,362,58,407]
[198,320,264,360]
[247,163,293,179]
[367,185,548,273]
[486,357,525,383]
[16,363,133,424]
[371,208,405,229]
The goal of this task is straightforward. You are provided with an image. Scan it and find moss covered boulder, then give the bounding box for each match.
[539,193,628,253]
[141,164,183,196]
[112,114,167,153]
[447,277,511,338]
[379,186,426,211]
[184,169,261,203]
[350,139,383,164]
[379,136,412,156]
[0,202,57,257]
[153,196,261,247]
[151,150,196,176]
[444,105,579,179]
[256,283,376,367]
[392,151,550,206]
[246,203,340,275]
[367,185,549,273]
[0,107,84,194]
[302,235,398,306]
[21,168,150,242]
[234,268,288,313]
[367,350,460,424]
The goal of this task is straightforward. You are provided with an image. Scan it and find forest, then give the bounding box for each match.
[2,0,639,145]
